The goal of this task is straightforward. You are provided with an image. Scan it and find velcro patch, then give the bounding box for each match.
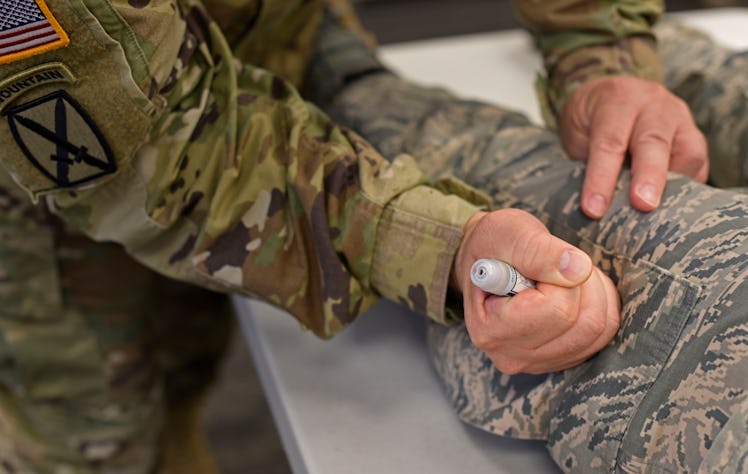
[7,90,116,188]
[0,0,70,64]
[0,62,76,113]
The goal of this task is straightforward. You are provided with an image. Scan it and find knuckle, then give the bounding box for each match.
[560,134,588,160]
[633,130,671,151]
[636,78,667,97]
[601,76,653,96]
[583,310,609,339]
[593,134,629,156]
[685,153,708,173]
[468,329,492,351]
[468,325,503,352]
[648,80,669,95]
[595,76,628,96]
[494,357,527,375]
[552,300,578,329]
[542,288,579,326]
[513,231,547,274]
[695,162,710,182]
[671,95,692,115]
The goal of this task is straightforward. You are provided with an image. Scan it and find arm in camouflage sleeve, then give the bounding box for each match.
[146,0,612,356]
[0,0,615,355]
[37,0,482,339]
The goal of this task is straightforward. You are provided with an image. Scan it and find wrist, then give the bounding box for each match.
[450,211,487,293]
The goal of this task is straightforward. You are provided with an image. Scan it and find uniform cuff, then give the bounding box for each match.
[536,36,664,128]
[370,184,483,325]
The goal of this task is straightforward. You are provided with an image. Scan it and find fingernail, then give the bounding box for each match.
[637,184,660,207]
[586,193,607,218]
[559,249,591,282]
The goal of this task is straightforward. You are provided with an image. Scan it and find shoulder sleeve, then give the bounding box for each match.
[200,0,377,89]
[40,2,481,338]
[514,0,665,125]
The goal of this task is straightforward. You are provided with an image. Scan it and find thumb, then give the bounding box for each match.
[511,231,592,288]
[546,242,593,286]
[459,209,592,289]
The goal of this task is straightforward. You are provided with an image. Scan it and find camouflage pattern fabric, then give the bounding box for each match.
[325,21,748,474]
[0,0,718,472]
[0,168,233,473]
[656,21,748,189]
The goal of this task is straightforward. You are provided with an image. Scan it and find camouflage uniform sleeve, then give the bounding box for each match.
[0,0,481,339]
[199,0,376,88]
[514,0,665,126]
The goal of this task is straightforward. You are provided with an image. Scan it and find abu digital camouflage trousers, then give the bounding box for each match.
[325,22,748,474]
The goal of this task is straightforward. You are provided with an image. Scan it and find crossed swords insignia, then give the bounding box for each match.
[7,90,116,187]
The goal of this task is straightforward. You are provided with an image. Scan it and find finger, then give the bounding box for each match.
[670,122,709,183]
[463,274,495,327]
[520,270,615,372]
[584,268,621,354]
[538,270,621,373]
[463,280,513,353]
[484,283,580,350]
[559,92,592,161]
[581,102,638,219]
[559,268,620,363]
[628,109,676,212]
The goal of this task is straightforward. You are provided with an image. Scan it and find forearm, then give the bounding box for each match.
[51,61,478,338]
[0,0,481,338]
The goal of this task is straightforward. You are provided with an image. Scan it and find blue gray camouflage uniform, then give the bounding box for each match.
[322,20,748,474]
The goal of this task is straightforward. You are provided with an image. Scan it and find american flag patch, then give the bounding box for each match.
[0,0,69,64]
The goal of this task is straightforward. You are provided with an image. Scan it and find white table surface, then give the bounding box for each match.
[235,9,748,474]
